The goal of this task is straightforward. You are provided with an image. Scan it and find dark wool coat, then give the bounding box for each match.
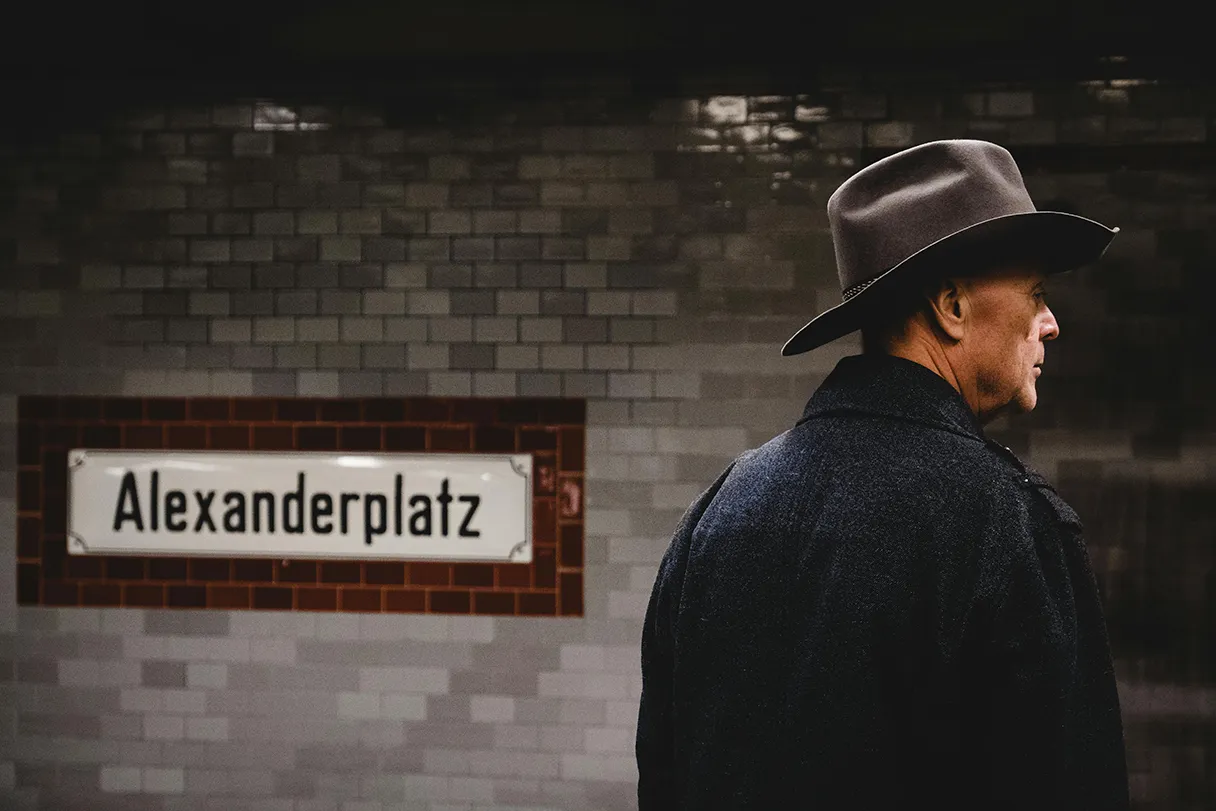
[637,353,1128,810]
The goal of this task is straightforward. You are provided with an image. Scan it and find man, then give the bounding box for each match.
[637,140,1129,809]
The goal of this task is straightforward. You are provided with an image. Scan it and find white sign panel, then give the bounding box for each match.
[67,450,532,563]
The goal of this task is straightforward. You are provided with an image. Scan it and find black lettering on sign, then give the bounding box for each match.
[437,478,452,537]
[311,492,333,534]
[364,494,387,546]
[105,467,497,543]
[409,495,432,536]
[340,493,358,534]
[193,491,217,532]
[252,492,274,533]
[165,490,188,532]
[150,471,160,531]
[223,492,246,532]
[393,474,403,536]
[113,471,144,531]
[283,473,305,534]
[458,495,481,537]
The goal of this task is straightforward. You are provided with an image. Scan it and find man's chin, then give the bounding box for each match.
[1015,387,1038,414]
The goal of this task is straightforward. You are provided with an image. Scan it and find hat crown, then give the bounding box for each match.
[827,139,1037,297]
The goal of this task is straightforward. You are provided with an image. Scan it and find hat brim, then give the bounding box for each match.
[780,211,1119,357]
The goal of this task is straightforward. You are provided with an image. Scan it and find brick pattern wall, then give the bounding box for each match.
[17,395,585,617]
[0,72,1213,809]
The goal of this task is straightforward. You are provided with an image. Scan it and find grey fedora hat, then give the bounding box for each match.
[781,139,1119,356]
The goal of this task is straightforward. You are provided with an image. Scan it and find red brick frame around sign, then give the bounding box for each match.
[15,396,585,616]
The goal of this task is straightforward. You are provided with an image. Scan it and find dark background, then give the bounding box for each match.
[2,1,1214,809]
[3,0,1206,83]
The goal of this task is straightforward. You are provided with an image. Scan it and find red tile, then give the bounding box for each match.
[65,556,104,579]
[474,426,516,452]
[124,425,165,449]
[42,452,67,493]
[102,399,143,420]
[454,563,494,587]
[297,587,338,611]
[16,564,40,604]
[42,500,66,535]
[276,398,320,422]
[497,401,539,425]
[81,425,122,449]
[17,423,40,466]
[233,559,273,582]
[167,585,207,608]
[42,425,80,448]
[520,428,558,451]
[149,558,188,581]
[560,524,584,568]
[16,517,40,560]
[62,398,103,420]
[497,564,531,588]
[210,426,251,450]
[275,560,317,584]
[560,572,584,616]
[534,455,556,495]
[320,561,362,584]
[42,538,65,579]
[473,591,516,615]
[385,426,426,451]
[252,586,293,610]
[365,562,405,585]
[539,398,586,425]
[233,400,275,421]
[320,400,362,422]
[519,592,556,616]
[189,559,231,582]
[560,427,585,472]
[298,426,337,450]
[534,500,557,543]
[453,399,497,424]
[188,398,231,420]
[210,585,251,608]
[534,547,556,589]
[167,425,207,450]
[124,584,165,607]
[409,562,451,586]
[341,588,383,612]
[558,478,583,520]
[365,399,406,422]
[252,425,293,451]
[429,428,470,451]
[147,398,187,421]
[429,589,471,614]
[340,426,382,451]
[385,589,426,612]
[106,557,145,580]
[19,395,62,422]
[43,581,80,606]
[17,470,41,512]
[406,399,451,422]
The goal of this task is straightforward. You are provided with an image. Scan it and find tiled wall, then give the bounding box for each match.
[17,395,585,616]
[1,70,1213,809]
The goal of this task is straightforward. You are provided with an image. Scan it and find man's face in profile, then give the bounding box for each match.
[962,266,1060,418]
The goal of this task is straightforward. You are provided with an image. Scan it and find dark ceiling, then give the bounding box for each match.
[1,0,1202,91]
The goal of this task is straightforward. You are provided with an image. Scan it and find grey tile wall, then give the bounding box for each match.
[2,78,1214,809]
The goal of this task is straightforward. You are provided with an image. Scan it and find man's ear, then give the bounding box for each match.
[927,278,967,341]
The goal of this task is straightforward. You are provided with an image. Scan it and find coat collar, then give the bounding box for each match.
[798,353,987,444]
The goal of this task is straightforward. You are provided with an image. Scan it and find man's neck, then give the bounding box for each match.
[885,334,984,421]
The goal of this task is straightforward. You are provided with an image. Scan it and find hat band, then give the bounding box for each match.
[842,276,879,301]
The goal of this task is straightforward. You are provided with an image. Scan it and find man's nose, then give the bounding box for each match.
[1041,306,1060,341]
